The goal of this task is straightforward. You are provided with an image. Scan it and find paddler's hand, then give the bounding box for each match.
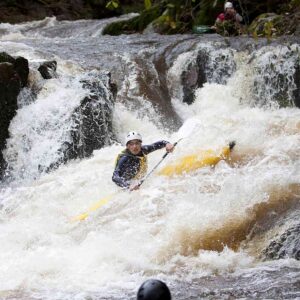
[166,143,174,153]
[129,182,141,191]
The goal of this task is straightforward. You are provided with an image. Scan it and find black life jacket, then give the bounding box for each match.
[115,149,148,180]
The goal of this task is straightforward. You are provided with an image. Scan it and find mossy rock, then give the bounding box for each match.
[248,13,292,37]
[102,4,165,35]
[102,16,139,35]
[150,13,188,34]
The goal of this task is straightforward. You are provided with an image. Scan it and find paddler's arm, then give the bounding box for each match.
[142,140,174,155]
[112,156,131,188]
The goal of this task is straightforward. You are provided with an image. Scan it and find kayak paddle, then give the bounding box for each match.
[71,193,116,222]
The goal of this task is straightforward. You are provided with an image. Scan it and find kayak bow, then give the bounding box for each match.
[158,141,235,176]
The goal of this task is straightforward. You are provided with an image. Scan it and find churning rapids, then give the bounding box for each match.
[0,16,300,299]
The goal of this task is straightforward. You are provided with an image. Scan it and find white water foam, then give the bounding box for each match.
[1,77,299,296]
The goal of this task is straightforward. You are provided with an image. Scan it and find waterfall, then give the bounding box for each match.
[3,70,115,182]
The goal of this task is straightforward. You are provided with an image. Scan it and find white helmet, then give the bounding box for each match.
[224,2,233,9]
[125,131,142,145]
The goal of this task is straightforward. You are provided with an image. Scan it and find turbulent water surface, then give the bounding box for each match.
[0,17,299,299]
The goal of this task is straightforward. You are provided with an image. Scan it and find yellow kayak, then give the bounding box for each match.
[158,141,235,176]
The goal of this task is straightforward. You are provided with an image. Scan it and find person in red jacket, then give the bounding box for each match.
[215,2,243,24]
[212,2,243,35]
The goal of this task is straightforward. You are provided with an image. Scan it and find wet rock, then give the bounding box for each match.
[0,63,21,177]
[0,52,15,64]
[0,53,29,178]
[14,57,29,87]
[263,223,300,261]
[181,47,236,104]
[0,52,29,87]
[62,71,116,161]
[181,52,207,104]
[38,61,58,79]
[294,64,300,108]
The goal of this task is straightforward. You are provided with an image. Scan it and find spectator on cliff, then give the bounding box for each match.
[212,2,243,35]
[216,2,243,24]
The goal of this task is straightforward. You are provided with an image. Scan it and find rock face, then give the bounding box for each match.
[181,53,207,104]
[263,223,300,261]
[294,64,300,108]
[14,57,29,87]
[181,46,236,104]
[0,53,29,177]
[63,71,116,162]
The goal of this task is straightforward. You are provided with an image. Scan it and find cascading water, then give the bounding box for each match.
[0,17,299,299]
[2,69,115,182]
[250,45,300,108]
[3,75,87,180]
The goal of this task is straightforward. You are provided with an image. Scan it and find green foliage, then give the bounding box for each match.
[264,21,273,42]
[192,0,223,27]
[144,0,152,10]
[252,29,258,41]
[290,0,300,9]
[153,14,178,32]
[3,0,17,6]
[106,0,119,10]
[215,20,242,36]
[105,0,151,11]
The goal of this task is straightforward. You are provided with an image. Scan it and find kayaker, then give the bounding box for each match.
[112,131,174,191]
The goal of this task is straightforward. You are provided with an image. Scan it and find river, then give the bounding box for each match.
[0,16,299,299]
